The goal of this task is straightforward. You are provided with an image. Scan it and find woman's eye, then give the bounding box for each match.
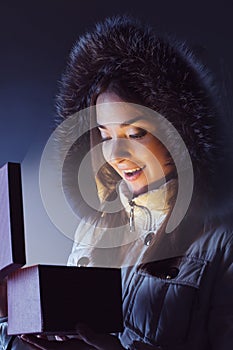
[99,133,112,142]
[101,136,112,142]
[129,129,147,139]
[97,128,111,142]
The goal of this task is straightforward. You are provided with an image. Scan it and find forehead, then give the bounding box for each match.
[96,102,142,124]
[96,92,156,130]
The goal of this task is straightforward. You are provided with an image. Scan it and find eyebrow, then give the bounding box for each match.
[97,116,145,129]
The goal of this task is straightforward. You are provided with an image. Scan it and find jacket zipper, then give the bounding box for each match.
[128,200,153,232]
[129,200,135,232]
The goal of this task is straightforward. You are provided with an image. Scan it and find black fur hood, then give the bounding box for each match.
[56,15,233,221]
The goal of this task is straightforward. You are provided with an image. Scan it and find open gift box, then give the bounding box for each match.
[0,163,123,335]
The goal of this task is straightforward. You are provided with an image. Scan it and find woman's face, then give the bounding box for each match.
[96,92,174,196]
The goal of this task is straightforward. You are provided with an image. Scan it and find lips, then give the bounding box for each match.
[123,166,145,181]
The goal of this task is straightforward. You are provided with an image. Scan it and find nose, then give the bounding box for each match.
[102,138,131,164]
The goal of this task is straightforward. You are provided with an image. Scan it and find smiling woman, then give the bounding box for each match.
[96,92,175,196]
[1,14,233,350]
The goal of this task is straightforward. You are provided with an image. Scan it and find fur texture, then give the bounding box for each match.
[56,15,232,220]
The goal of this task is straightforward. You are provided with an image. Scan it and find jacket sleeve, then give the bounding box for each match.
[0,318,38,350]
[208,233,233,349]
[0,317,13,350]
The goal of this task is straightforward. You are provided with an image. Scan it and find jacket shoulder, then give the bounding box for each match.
[188,220,233,262]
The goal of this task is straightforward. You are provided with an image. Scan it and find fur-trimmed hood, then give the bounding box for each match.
[56,15,233,221]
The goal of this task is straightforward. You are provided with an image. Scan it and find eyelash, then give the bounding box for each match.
[100,129,147,142]
[101,136,111,142]
[129,129,147,139]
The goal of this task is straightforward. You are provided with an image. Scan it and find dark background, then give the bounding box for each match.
[1,0,232,264]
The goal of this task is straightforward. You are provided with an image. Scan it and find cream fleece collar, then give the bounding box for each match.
[119,178,177,214]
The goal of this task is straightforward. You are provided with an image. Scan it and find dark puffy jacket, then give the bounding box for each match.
[119,223,233,349]
[57,15,233,350]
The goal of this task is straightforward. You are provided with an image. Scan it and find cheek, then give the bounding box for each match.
[101,141,115,162]
[141,142,169,174]
[146,155,165,176]
[146,138,168,162]
[139,142,160,163]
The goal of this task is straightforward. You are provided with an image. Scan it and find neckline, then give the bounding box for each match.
[119,177,178,213]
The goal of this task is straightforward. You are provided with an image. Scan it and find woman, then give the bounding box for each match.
[2,15,233,350]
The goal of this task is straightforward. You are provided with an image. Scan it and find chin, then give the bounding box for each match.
[132,184,148,197]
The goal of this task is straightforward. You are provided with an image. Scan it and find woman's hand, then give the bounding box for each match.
[21,326,125,350]
[20,335,93,350]
[75,324,125,350]
[21,330,161,350]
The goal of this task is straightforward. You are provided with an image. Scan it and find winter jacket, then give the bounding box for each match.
[68,178,177,268]
[1,184,233,350]
[0,318,33,350]
[57,14,233,349]
[119,222,233,350]
[68,179,233,350]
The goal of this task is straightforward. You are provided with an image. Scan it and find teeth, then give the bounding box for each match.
[124,168,141,174]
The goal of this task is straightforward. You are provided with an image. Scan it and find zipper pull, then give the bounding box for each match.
[129,200,135,232]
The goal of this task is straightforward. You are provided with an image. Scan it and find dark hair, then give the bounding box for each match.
[57,15,232,232]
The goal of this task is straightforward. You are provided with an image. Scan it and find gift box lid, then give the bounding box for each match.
[0,162,26,280]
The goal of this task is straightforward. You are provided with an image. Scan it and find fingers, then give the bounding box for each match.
[21,335,52,350]
[131,341,161,350]
[76,324,124,350]
[20,334,93,350]
[54,335,69,341]
[21,327,124,350]
[20,335,68,350]
[20,335,48,350]
[34,334,69,341]
[76,324,97,344]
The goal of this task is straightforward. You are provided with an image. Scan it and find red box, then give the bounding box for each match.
[0,163,123,335]
[7,264,123,335]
